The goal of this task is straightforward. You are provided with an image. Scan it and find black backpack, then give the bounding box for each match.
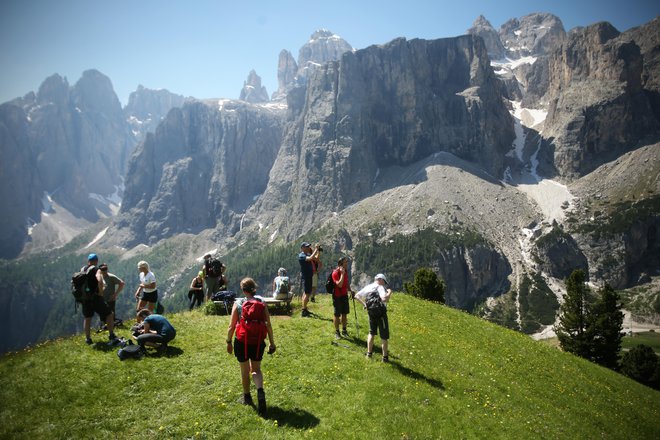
[207,258,223,277]
[71,266,96,303]
[365,290,387,319]
[325,272,336,295]
[117,341,145,360]
[279,277,290,295]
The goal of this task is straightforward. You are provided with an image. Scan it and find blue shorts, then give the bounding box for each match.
[302,276,312,295]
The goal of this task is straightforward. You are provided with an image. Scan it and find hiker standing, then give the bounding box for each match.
[202,254,224,301]
[332,257,352,339]
[226,277,276,415]
[99,263,125,321]
[272,267,291,300]
[310,244,323,303]
[189,271,204,310]
[134,261,157,312]
[298,242,321,317]
[135,308,176,352]
[355,273,392,362]
[81,253,118,345]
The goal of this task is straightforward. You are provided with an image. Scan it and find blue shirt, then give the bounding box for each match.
[299,252,313,279]
[144,314,176,340]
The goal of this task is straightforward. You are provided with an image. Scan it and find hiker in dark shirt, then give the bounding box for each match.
[188,271,204,310]
[135,308,176,352]
[298,242,321,317]
[226,277,276,415]
[81,253,118,346]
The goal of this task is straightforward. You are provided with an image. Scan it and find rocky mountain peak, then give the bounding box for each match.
[468,15,507,59]
[37,73,70,105]
[124,85,186,140]
[239,69,269,103]
[72,69,123,116]
[296,29,353,82]
[499,12,566,57]
[272,49,298,100]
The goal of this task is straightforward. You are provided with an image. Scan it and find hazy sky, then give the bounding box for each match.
[1,0,657,106]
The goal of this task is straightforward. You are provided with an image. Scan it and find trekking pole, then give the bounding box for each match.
[352,294,360,339]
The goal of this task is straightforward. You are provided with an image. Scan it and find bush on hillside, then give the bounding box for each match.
[621,344,660,389]
[404,268,445,303]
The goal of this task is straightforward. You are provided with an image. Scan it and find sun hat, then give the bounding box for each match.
[374,273,388,284]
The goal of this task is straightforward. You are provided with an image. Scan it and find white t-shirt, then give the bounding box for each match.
[140,271,157,292]
[273,276,290,298]
[356,282,388,305]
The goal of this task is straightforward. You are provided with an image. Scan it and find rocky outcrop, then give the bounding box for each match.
[272,50,298,100]
[0,70,135,257]
[437,244,512,310]
[296,29,353,82]
[239,70,269,103]
[468,15,507,59]
[499,13,566,58]
[532,225,588,279]
[543,22,660,180]
[124,85,186,141]
[248,35,515,238]
[115,99,285,245]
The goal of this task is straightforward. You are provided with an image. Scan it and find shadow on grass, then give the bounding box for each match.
[304,311,333,322]
[150,346,184,358]
[264,406,320,429]
[389,360,444,390]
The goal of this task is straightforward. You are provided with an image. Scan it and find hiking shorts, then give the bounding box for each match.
[140,290,158,303]
[311,273,318,289]
[233,339,267,362]
[332,295,350,317]
[82,295,112,320]
[368,313,390,340]
[302,276,312,295]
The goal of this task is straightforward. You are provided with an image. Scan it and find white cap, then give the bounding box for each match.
[374,273,388,284]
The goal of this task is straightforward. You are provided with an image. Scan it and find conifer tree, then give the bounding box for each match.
[555,269,591,358]
[589,283,624,369]
[404,268,445,303]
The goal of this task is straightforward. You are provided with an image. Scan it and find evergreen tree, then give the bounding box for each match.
[589,284,624,370]
[404,267,445,303]
[555,269,592,358]
[621,344,660,389]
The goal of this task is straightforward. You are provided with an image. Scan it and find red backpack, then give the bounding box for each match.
[235,299,268,358]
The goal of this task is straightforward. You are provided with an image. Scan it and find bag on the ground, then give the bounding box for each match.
[365,290,387,319]
[71,267,95,303]
[278,277,290,296]
[207,258,223,277]
[211,290,235,303]
[325,272,336,295]
[235,299,268,357]
[117,341,145,360]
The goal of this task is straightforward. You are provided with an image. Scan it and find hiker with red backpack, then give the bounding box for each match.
[331,257,353,339]
[226,277,276,415]
[355,273,392,362]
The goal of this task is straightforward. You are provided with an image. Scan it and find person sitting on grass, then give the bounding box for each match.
[135,309,176,353]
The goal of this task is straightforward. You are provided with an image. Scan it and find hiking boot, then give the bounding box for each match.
[85,337,93,345]
[342,329,349,338]
[239,393,253,405]
[257,389,267,415]
[382,355,389,363]
[301,309,310,317]
[335,331,341,340]
[366,352,373,359]
[310,296,316,303]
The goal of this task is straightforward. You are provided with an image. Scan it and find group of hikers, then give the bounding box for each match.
[75,241,393,416]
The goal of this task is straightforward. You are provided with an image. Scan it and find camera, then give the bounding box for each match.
[316,244,323,252]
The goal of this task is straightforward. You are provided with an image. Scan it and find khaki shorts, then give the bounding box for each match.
[311,273,318,288]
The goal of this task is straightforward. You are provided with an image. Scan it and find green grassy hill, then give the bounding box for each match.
[1,295,658,439]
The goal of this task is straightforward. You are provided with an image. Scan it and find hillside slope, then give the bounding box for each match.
[1,296,658,439]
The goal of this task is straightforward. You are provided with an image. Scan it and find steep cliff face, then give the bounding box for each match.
[0,70,135,257]
[249,35,514,237]
[543,22,660,180]
[115,99,285,246]
[499,13,566,58]
[468,15,507,60]
[272,49,298,100]
[124,85,186,140]
[438,244,512,309]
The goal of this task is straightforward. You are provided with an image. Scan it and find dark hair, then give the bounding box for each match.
[136,309,151,319]
[337,257,347,266]
[99,263,108,271]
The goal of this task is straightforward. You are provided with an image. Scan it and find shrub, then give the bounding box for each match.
[621,344,659,389]
[404,268,445,303]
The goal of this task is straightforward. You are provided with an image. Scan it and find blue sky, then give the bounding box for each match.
[0,0,657,106]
